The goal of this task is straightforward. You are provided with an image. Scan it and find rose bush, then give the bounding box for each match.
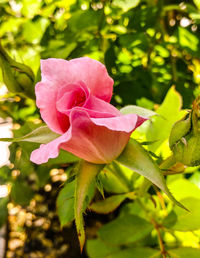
[30,57,146,164]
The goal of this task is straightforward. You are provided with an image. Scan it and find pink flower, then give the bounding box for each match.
[30,57,146,164]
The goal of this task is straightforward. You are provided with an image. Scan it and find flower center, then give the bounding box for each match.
[56,81,89,115]
[71,89,86,107]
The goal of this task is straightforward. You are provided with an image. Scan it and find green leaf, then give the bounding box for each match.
[46,149,79,165]
[68,10,101,32]
[86,239,120,258]
[107,247,160,258]
[11,179,34,206]
[168,247,200,258]
[23,18,50,44]
[95,174,105,198]
[0,122,79,164]
[21,0,41,17]
[178,27,199,53]
[89,194,128,214]
[171,197,200,231]
[0,125,59,144]
[113,0,140,12]
[57,180,75,226]
[0,42,35,98]
[75,161,104,251]
[146,86,186,153]
[98,214,153,245]
[169,113,191,149]
[120,105,157,118]
[57,170,96,227]
[163,210,177,228]
[190,172,200,188]
[117,138,186,210]
[36,166,50,187]
[168,178,200,201]
[193,0,200,9]
[99,168,130,194]
[0,197,8,228]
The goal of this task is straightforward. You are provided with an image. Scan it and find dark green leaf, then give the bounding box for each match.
[57,180,75,226]
[0,197,8,228]
[89,194,127,214]
[168,247,200,258]
[107,247,160,258]
[86,239,120,258]
[11,179,34,206]
[98,214,153,245]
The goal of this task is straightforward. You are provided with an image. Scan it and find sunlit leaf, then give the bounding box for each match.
[23,18,50,44]
[120,105,157,118]
[113,0,140,12]
[171,197,200,231]
[168,178,200,201]
[178,27,199,54]
[193,0,200,10]
[146,86,186,153]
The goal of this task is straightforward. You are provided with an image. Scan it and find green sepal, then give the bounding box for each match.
[0,125,59,144]
[74,160,105,251]
[120,105,157,118]
[117,138,187,210]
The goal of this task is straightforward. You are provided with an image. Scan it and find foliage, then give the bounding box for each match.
[1,0,200,257]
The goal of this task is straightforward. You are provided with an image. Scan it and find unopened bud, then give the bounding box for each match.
[169,97,200,166]
[0,42,35,99]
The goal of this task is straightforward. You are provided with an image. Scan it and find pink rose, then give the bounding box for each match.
[30,57,146,164]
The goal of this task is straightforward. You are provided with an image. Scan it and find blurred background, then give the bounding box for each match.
[1,0,200,257]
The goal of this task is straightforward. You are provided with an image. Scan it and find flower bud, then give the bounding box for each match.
[0,42,35,99]
[169,97,200,166]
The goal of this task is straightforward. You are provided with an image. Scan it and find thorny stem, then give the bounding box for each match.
[154,186,167,211]
[137,155,181,257]
[137,199,167,257]
[151,218,167,258]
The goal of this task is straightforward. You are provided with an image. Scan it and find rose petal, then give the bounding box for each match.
[57,94,121,118]
[35,81,69,134]
[40,57,113,102]
[30,130,71,164]
[56,82,88,112]
[36,57,113,133]
[83,95,121,117]
[30,109,147,164]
